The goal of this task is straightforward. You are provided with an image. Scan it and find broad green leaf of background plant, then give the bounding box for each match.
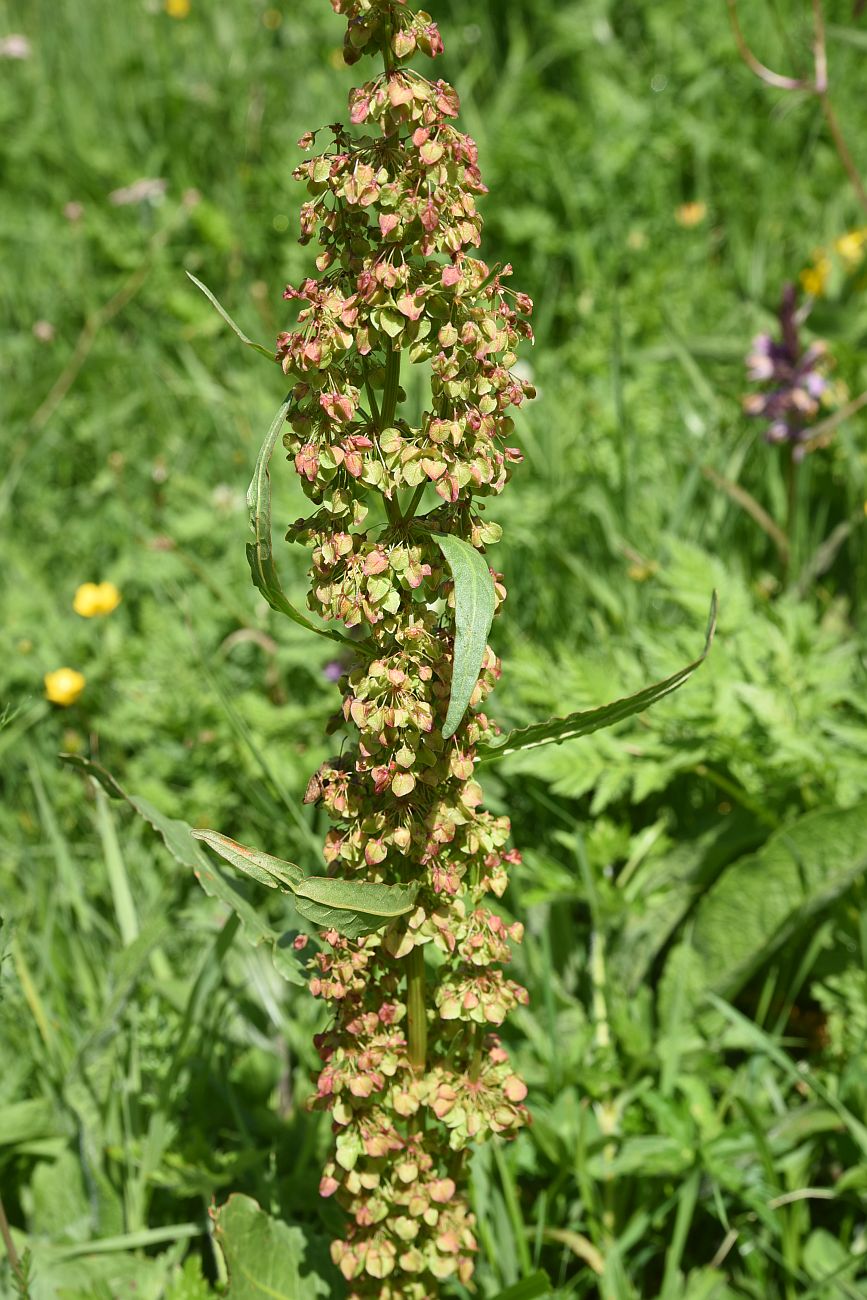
[661,798,867,1010]
[59,756,305,985]
[476,592,717,761]
[186,272,275,359]
[490,1272,552,1300]
[433,532,497,740]
[192,829,419,940]
[246,401,353,646]
[211,1194,334,1299]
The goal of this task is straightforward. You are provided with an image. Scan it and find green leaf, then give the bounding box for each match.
[186,271,275,359]
[492,1272,552,1300]
[212,1194,335,1299]
[60,753,211,871]
[60,755,305,985]
[246,400,354,645]
[433,532,497,740]
[191,830,304,891]
[663,797,867,1006]
[379,308,405,338]
[293,877,419,940]
[191,852,304,985]
[191,829,419,941]
[476,591,717,761]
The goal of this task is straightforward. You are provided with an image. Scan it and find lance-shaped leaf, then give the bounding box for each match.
[59,755,305,985]
[476,592,717,762]
[247,400,354,646]
[293,877,419,940]
[61,753,212,872]
[186,272,276,360]
[192,829,419,941]
[434,532,497,740]
[191,829,304,891]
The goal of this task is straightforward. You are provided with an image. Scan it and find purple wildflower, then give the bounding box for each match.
[743,284,829,460]
[323,658,346,683]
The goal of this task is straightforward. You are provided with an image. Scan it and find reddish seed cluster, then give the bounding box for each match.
[282,3,535,1294]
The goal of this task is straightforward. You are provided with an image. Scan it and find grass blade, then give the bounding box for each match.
[186,271,275,359]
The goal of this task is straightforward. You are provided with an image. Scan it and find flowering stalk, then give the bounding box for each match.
[279,1,535,1292]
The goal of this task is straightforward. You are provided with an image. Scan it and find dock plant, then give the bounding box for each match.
[67,1,714,1294]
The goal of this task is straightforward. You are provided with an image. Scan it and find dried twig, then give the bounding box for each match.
[700,463,790,562]
[726,0,867,218]
[802,390,867,453]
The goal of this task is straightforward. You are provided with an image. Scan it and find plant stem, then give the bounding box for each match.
[401,482,426,523]
[0,1193,23,1285]
[802,389,867,454]
[380,343,401,429]
[725,0,810,90]
[728,0,867,218]
[784,449,799,585]
[818,95,867,219]
[406,944,427,1072]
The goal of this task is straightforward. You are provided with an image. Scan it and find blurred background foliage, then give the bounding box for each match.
[2,0,867,1296]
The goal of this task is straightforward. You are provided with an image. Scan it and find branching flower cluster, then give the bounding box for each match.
[279,2,535,1293]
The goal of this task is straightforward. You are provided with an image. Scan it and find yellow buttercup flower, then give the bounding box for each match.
[165,0,191,18]
[834,227,867,269]
[73,581,122,618]
[675,201,707,228]
[44,668,86,707]
[800,252,831,298]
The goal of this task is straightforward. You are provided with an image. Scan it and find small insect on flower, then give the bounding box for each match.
[675,200,707,228]
[73,582,122,618]
[44,668,86,707]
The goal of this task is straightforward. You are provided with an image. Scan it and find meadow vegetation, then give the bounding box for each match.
[2,1,867,1296]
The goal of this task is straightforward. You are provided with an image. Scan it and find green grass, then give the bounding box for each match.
[3,0,867,1296]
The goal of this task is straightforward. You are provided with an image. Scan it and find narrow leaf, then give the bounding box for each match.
[186,271,275,359]
[433,532,497,740]
[60,753,210,871]
[193,852,305,985]
[246,400,354,646]
[60,755,305,985]
[191,829,304,891]
[293,877,419,940]
[477,591,717,762]
[191,826,417,941]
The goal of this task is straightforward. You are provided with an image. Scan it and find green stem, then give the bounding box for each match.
[406,944,427,1072]
[401,482,426,523]
[383,8,394,73]
[784,450,799,587]
[378,344,403,528]
[363,368,381,426]
[380,343,401,430]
